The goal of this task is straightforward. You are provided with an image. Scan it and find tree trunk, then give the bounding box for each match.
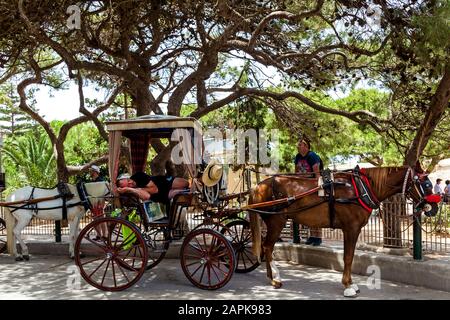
[382,194,404,248]
[404,65,450,166]
[54,141,69,182]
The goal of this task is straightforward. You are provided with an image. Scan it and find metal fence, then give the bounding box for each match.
[2,195,450,254]
[319,198,450,253]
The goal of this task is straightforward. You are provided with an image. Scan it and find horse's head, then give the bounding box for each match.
[405,161,441,217]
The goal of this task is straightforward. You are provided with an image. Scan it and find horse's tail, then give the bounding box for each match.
[249,210,261,263]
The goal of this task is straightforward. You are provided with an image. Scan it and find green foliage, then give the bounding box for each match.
[2,129,56,192]
[193,88,406,172]
[62,121,108,182]
[0,121,109,191]
[0,83,38,135]
[411,0,450,68]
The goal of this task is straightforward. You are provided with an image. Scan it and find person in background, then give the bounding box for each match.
[88,165,106,241]
[294,138,323,246]
[89,165,105,182]
[434,178,443,195]
[444,180,450,203]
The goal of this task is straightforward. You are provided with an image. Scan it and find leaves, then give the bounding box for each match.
[2,130,56,190]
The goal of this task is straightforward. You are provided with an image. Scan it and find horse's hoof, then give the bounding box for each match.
[23,255,30,261]
[271,280,282,289]
[344,287,358,298]
[350,284,360,293]
[15,256,23,262]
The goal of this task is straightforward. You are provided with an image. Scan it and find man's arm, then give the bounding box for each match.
[143,181,158,195]
[117,187,151,201]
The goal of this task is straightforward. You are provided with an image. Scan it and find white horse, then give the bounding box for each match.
[4,181,110,260]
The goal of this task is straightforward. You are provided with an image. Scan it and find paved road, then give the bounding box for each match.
[1,254,450,300]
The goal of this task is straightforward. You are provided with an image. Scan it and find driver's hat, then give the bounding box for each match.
[202,159,223,187]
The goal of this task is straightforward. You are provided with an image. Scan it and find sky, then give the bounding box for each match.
[34,84,107,121]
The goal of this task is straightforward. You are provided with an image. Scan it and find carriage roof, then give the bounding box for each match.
[105,115,202,138]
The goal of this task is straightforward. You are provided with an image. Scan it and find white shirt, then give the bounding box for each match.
[434,183,443,194]
[445,184,450,195]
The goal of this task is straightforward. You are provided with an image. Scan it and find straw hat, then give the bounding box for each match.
[202,160,223,187]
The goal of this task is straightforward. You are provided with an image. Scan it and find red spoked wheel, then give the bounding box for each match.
[0,218,6,254]
[180,228,236,290]
[74,217,148,291]
[221,219,260,273]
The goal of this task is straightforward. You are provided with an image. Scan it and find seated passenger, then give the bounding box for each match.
[116,172,189,204]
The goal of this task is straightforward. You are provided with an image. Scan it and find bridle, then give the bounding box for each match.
[401,167,427,200]
[401,166,440,216]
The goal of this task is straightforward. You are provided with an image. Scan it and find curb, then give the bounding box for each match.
[273,243,450,293]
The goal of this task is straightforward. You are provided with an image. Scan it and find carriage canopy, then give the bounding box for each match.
[105,115,203,189]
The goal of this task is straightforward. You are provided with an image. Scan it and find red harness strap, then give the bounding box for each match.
[351,168,380,213]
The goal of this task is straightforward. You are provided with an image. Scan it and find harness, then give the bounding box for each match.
[57,182,74,221]
[245,167,382,228]
[4,183,89,216]
[350,166,380,213]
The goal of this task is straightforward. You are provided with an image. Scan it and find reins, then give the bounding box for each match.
[242,186,321,212]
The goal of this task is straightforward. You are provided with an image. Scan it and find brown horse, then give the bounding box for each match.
[249,163,435,297]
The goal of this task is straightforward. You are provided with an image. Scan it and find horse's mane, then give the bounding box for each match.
[362,166,405,197]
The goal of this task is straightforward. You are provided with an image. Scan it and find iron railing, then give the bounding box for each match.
[4,195,450,253]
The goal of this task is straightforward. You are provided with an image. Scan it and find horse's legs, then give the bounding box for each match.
[68,217,78,259]
[263,219,285,288]
[342,228,361,297]
[12,214,32,261]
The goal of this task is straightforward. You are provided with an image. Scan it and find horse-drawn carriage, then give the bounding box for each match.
[73,115,259,291]
[1,114,441,297]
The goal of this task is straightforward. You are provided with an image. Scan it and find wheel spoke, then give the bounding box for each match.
[100,259,112,286]
[210,262,229,276]
[186,261,203,276]
[198,262,207,284]
[114,259,131,283]
[187,243,203,254]
[111,260,117,288]
[80,256,104,266]
[115,257,142,271]
[206,263,212,286]
[83,235,109,251]
[88,258,108,278]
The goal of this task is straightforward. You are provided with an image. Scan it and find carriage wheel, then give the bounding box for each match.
[180,228,236,290]
[74,217,148,291]
[0,218,6,254]
[143,227,170,270]
[221,219,260,273]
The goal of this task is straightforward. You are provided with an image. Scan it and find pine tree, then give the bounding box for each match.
[0,83,38,136]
